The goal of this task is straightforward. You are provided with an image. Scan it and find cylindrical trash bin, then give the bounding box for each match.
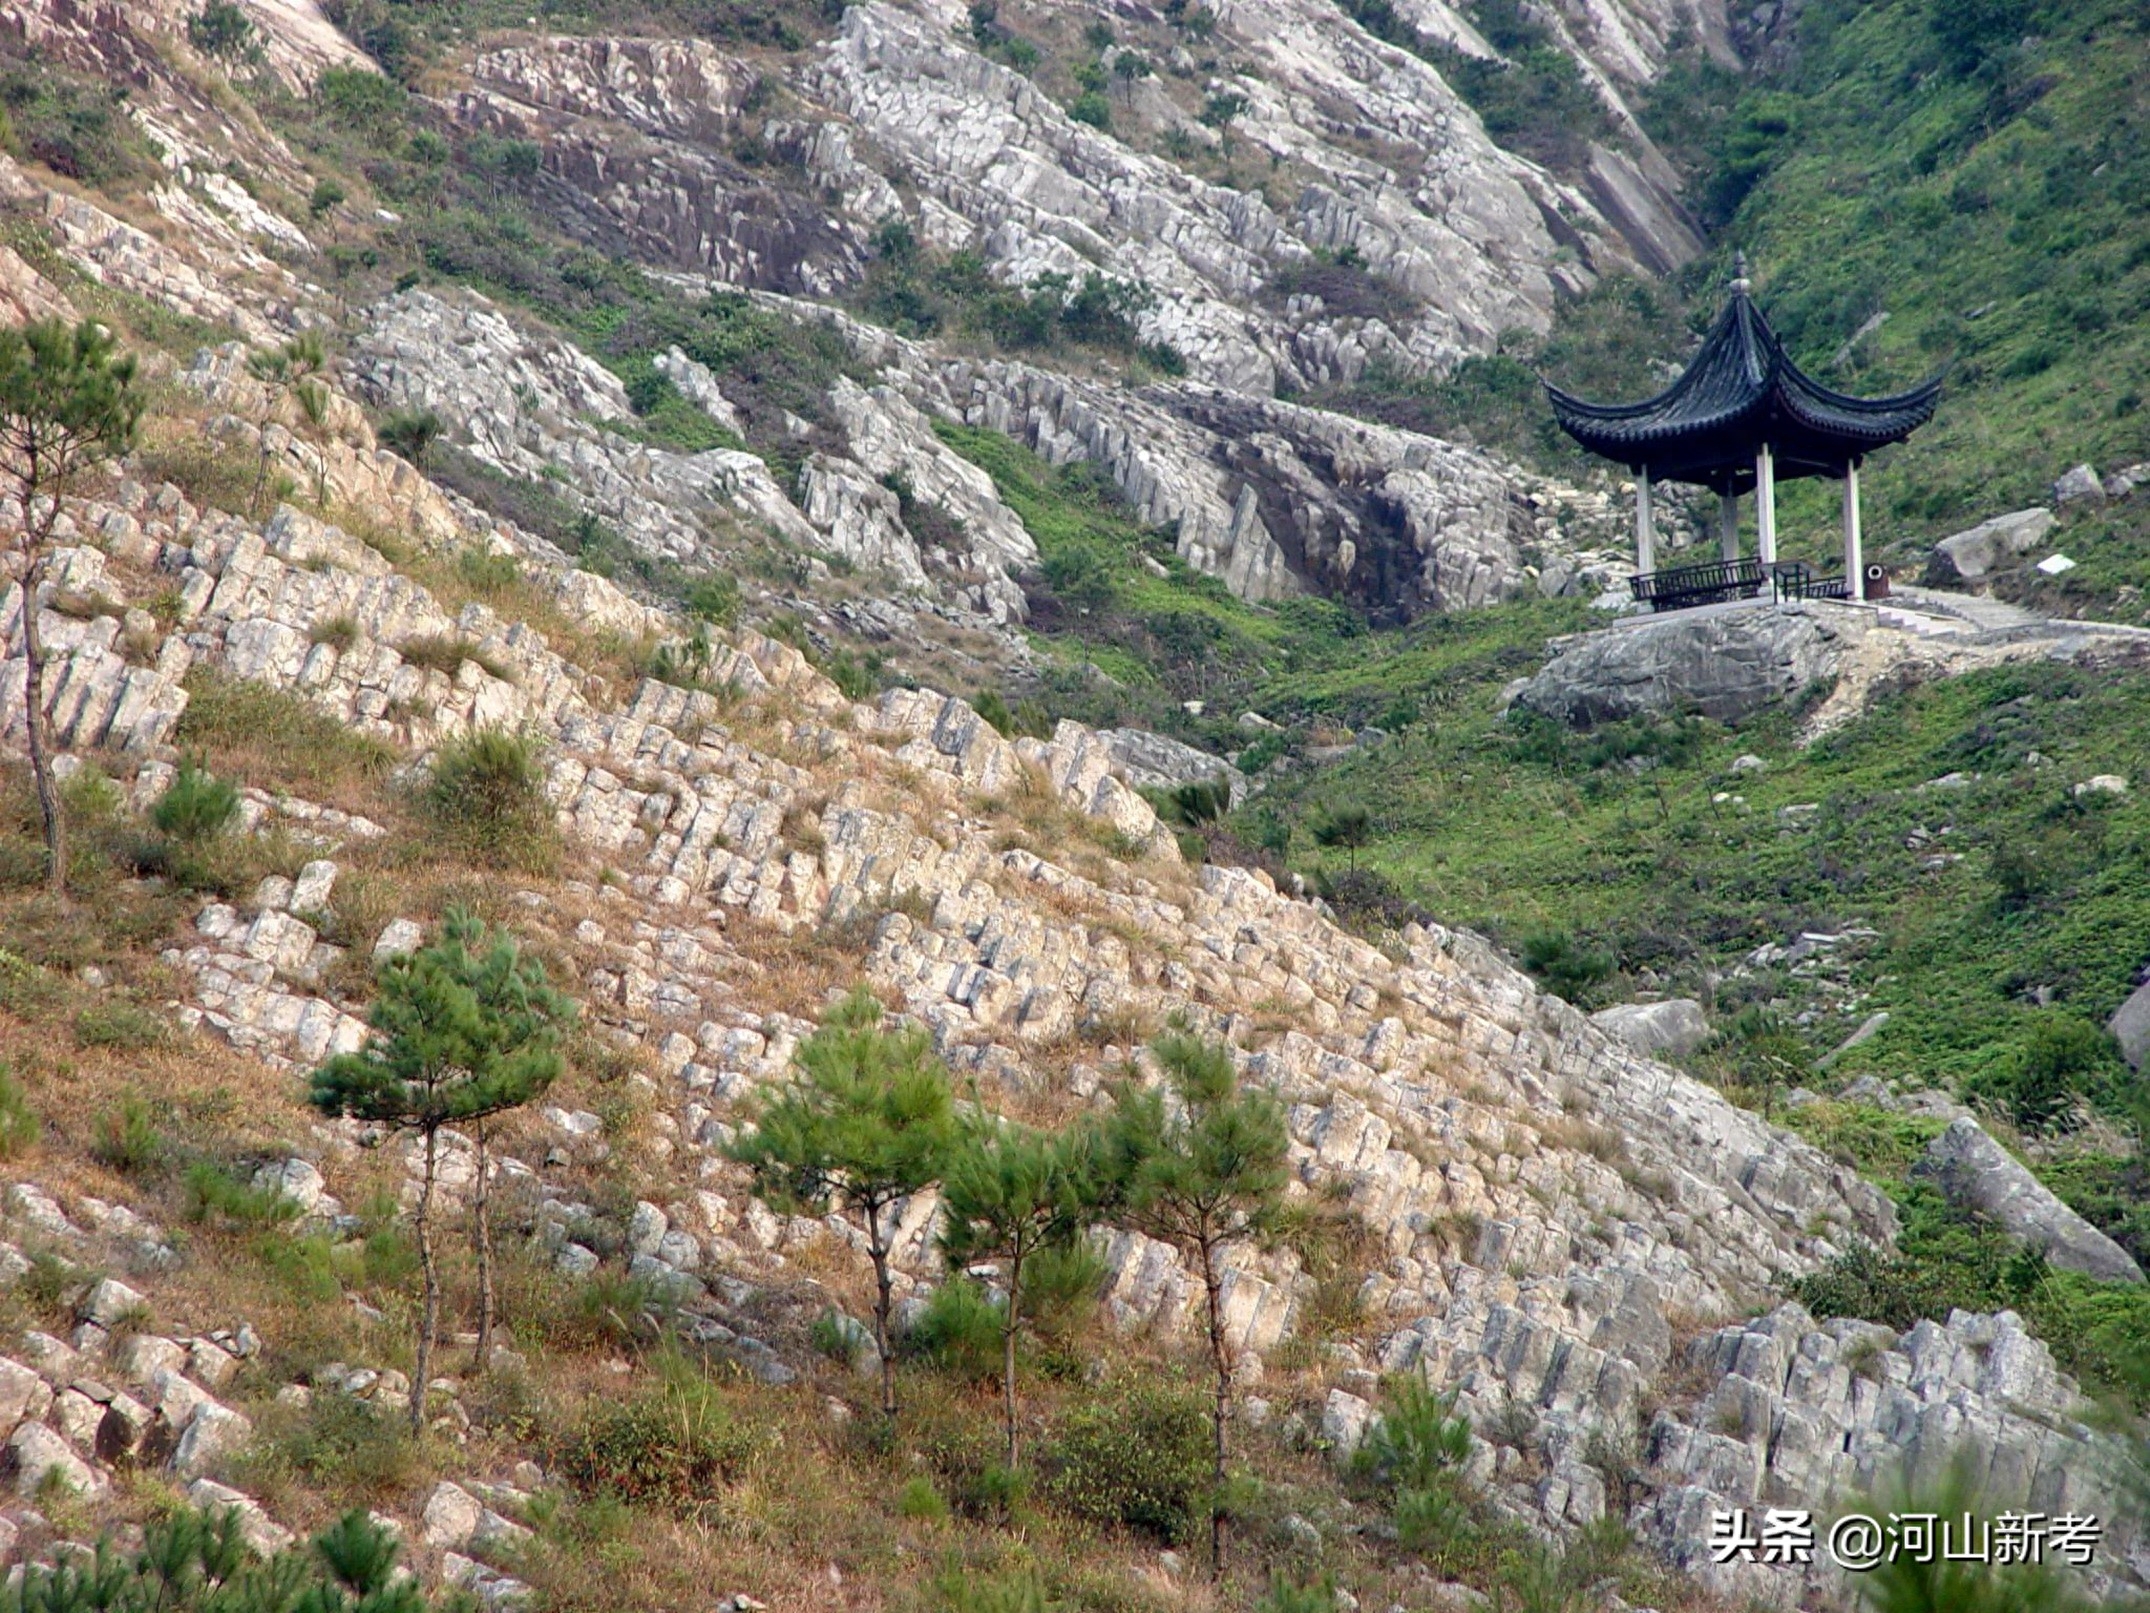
[1863,563,1890,600]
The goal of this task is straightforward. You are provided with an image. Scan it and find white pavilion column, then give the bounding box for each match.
[1755,444,1778,565]
[1843,459,1864,597]
[1719,490,1739,561]
[1634,469,1656,574]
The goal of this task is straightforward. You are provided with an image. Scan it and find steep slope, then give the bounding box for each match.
[0,0,2141,1607]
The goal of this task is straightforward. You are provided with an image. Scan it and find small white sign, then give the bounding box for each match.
[2036,553,2076,574]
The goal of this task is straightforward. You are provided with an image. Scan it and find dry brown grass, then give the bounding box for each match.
[722,916,885,1022]
[173,668,403,817]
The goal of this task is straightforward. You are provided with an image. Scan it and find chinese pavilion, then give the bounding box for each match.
[1545,256,1941,605]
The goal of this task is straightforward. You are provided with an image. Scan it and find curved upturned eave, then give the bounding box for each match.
[1544,290,1943,470]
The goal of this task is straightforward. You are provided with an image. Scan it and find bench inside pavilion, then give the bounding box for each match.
[1546,256,1941,614]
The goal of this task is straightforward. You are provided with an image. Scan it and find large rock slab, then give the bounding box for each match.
[2108,978,2150,1071]
[1912,1117,2143,1283]
[1923,507,2054,585]
[1591,998,1710,1059]
[1103,728,1246,808]
[1510,602,1862,728]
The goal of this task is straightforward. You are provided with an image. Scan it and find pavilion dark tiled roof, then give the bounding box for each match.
[1544,271,1941,490]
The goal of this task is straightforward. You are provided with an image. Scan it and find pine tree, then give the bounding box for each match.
[939,1116,1095,1467]
[0,318,142,894]
[308,908,569,1427]
[729,987,955,1421]
[1312,805,1372,873]
[1098,1029,1288,1579]
[1,1504,431,1613]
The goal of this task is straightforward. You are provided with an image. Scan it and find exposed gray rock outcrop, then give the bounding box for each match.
[1646,1303,2139,1607]
[808,1,1596,394]
[1510,602,1862,727]
[1591,998,1710,1059]
[1913,1117,2144,1283]
[2110,978,2150,1071]
[1102,727,1247,808]
[2052,463,2105,507]
[1924,507,2055,585]
[454,36,869,295]
[351,288,816,567]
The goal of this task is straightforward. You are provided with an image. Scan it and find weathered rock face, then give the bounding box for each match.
[439,0,1710,396]
[1511,601,1864,727]
[1102,727,1248,807]
[1645,1303,2141,1608]
[2110,977,2150,1071]
[1591,997,1710,1059]
[1913,1118,2144,1283]
[351,288,811,568]
[1924,507,2056,586]
[732,290,1559,615]
[304,0,1663,627]
[453,37,870,296]
[806,0,1593,394]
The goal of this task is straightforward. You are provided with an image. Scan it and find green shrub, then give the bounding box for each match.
[809,1307,871,1365]
[0,1066,39,1156]
[0,950,64,1020]
[1018,1237,1107,1343]
[1200,91,1247,127]
[1258,1576,1338,1613]
[971,688,1052,740]
[185,1160,304,1227]
[930,1567,1058,1613]
[559,1364,759,1516]
[1393,1480,1473,1555]
[175,669,398,798]
[905,1277,1003,1381]
[242,1226,344,1304]
[1355,1375,1470,1490]
[895,1475,949,1522]
[242,1391,418,1504]
[1791,1180,2150,1404]
[60,764,124,831]
[1312,805,1371,869]
[1519,930,1618,1004]
[317,67,405,133]
[820,648,884,701]
[1067,91,1111,129]
[152,757,240,843]
[0,63,159,191]
[1967,1014,2111,1134]
[684,572,741,627]
[187,2,259,60]
[1043,1374,1211,1543]
[10,1507,434,1613]
[19,1250,87,1321]
[422,726,559,874]
[1167,778,1230,826]
[644,625,724,691]
[92,1096,165,1176]
[376,406,443,466]
[73,997,170,1050]
[453,545,523,599]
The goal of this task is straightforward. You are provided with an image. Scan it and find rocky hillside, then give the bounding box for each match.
[0,0,2142,1609]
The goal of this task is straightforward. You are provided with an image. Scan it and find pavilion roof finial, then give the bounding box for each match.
[1730,251,1752,297]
